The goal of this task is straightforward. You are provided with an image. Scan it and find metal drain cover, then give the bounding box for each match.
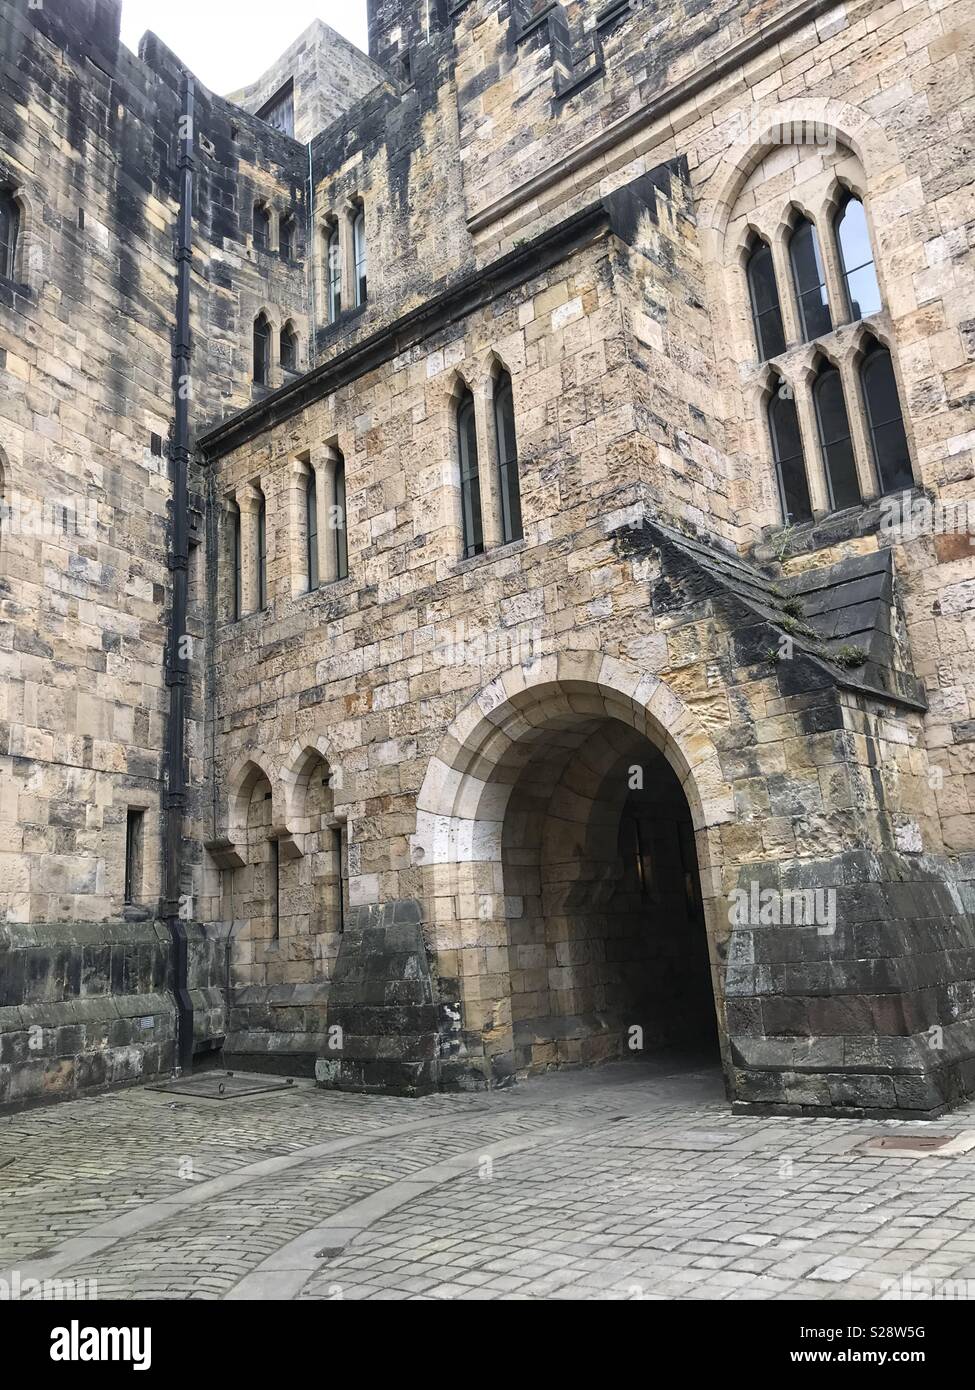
[859,1135,952,1155]
[148,1071,298,1101]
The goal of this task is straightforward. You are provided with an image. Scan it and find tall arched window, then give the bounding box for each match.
[280,321,298,373]
[253,313,270,385]
[230,503,242,621]
[333,454,348,580]
[493,370,523,543]
[860,341,913,494]
[279,216,295,261]
[813,361,861,511]
[306,471,319,590]
[835,195,881,321]
[326,222,341,322]
[790,217,832,342]
[253,203,270,252]
[352,205,367,307]
[457,389,483,558]
[0,192,18,280]
[746,239,786,361]
[768,382,812,524]
[256,491,268,610]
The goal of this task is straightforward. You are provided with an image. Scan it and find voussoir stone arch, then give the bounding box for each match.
[699,98,900,250]
[280,735,339,831]
[225,752,281,841]
[411,652,734,886]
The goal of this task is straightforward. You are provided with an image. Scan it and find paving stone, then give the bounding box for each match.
[3,1060,975,1300]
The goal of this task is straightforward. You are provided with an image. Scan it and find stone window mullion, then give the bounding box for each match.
[815,195,849,329]
[792,379,831,517]
[769,231,801,348]
[289,458,312,597]
[314,453,338,583]
[223,497,241,620]
[473,383,501,550]
[338,204,356,315]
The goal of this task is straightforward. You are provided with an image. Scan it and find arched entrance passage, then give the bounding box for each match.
[502,717,718,1070]
[412,656,735,1086]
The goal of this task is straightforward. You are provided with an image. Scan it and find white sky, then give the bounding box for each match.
[119,1,369,95]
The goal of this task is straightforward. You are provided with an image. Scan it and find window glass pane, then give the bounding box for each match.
[353,211,367,307]
[495,382,517,464]
[746,242,786,360]
[254,207,269,251]
[254,318,269,384]
[0,197,14,278]
[281,326,296,371]
[257,499,267,609]
[307,474,319,589]
[862,348,913,493]
[768,388,812,523]
[844,265,882,322]
[458,397,483,557]
[258,86,295,137]
[494,377,523,543]
[836,198,881,320]
[814,367,861,510]
[232,509,241,620]
[334,460,348,580]
[790,219,832,341]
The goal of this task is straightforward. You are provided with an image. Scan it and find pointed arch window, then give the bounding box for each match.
[326,222,341,322]
[306,471,319,590]
[457,389,484,558]
[253,203,270,252]
[230,503,242,621]
[0,192,19,280]
[813,361,861,511]
[253,313,271,385]
[493,370,523,544]
[332,453,348,580]
[352,205,367,307]
[790,217,832,342]
[835,195,881,321]
[256,491,268,610]
[768,380,812,524]
[860,341,913,494]
[746,239,786,361]
[280,321,298,373]
[279,215,295,261]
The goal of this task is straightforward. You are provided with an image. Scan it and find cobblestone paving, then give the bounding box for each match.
[3,1057,975,1300]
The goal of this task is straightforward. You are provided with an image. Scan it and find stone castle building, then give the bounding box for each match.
[1,0,974,1116]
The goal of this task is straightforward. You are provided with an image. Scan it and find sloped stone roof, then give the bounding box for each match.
[626,518,926,712]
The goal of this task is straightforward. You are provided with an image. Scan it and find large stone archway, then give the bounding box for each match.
[316,626,975,1114]
[496,717,720,1073]
[409,654,734,1088]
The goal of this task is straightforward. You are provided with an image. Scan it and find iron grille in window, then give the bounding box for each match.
[257,81,295,138]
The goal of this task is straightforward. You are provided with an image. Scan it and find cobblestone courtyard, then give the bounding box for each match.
[3,1058,975,1301]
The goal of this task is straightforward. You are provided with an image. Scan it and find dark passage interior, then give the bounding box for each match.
[501,716,720,1072]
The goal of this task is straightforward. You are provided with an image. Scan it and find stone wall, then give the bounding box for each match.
[0,0,365,1106]
[201,143,975,1112]
[2,0,974,1114]
[198,0,975,1112]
